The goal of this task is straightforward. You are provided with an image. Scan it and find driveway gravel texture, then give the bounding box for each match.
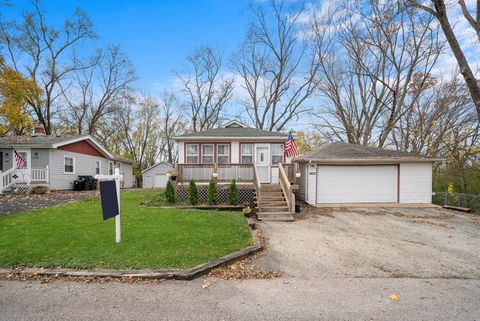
[2,205,480,320]
[252,206,480,279]
[0,190,98,216]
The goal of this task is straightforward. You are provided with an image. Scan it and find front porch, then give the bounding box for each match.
[174,163,297,185]
[174,163,299,220]
[0,166,49,194]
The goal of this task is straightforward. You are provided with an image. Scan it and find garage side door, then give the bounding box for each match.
[317,166,397,203]
[154,174,168,188]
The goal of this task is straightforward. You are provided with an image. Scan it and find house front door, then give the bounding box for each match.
[255,145,270,183]
[14,149,31,184]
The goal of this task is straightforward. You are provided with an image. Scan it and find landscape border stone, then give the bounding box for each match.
[0,227,262,281]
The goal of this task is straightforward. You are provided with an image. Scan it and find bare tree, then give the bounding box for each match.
[0,0,96,134]
[60,45,136,135]
[408,0,480,117]
[113,94,161,170]
[392,73,478,159]
[158,91,186,163]
[313,0,443,147]
[176,46,234,132]
[233,0,320,131]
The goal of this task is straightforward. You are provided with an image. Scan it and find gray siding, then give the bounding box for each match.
[31,148,49,168]
[49,149,109,190]
[0,148,13,171]
[121,163,133,188]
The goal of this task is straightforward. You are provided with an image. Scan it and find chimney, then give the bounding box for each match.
[32,124,46,137]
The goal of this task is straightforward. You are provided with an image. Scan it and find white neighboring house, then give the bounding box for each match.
[0,133,134,193]
[142,162,174,188]
[294,142,442,205]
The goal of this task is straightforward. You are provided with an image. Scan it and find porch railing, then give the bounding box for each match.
[176,163,296,184]
[0,167,16,194]
[31,166,49,182]
[176,163,254,183]
[278,163,295,214]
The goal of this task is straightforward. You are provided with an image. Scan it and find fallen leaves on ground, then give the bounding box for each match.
[207,229,281,280]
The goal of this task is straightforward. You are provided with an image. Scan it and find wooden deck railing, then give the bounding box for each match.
[176,163,254,183]
[278,163,295,214]
[176,163,296,185]
[31,166,49,182]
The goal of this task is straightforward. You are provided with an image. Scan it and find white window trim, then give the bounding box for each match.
[63,155,75,174]
[216,144,230,164]
[95,160,102,175]
[108,161,114,175]
[201,144,214,164]
[186,144,199,164]
[271,144,284,166]
[241,143,254,164]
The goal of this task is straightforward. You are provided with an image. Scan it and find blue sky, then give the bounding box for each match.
[7,0,252,92]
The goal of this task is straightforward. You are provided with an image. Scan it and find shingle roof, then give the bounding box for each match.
[0,135,135,164]
[175,127,288,139]
[0,135,87,147]
[295,142,441,163]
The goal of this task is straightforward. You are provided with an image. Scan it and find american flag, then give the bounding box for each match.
[284,132,299,158]
[14,149,26,168]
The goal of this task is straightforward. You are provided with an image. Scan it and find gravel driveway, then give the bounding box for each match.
[253,206,480,279]
[0,191,98,216]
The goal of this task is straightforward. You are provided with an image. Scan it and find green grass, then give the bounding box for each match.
[0,190,252,269]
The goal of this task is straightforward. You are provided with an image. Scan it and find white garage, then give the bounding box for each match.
[295,143,440,204]
[141,162,174,188]
[317,165,398,203]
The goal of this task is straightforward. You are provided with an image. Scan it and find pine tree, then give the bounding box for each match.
[165,180,176,203]
[207,178,218,205]
[228,179,238,205]
[188,179,198,205]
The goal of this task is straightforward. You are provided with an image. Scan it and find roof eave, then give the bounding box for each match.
[173,136,288,141]
[293,157,443,164]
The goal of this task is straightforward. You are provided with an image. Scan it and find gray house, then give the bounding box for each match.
[0,134,134,193]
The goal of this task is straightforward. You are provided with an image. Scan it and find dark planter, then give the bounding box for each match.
[170,175,177,181]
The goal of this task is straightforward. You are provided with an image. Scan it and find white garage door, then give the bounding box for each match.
[316,165,398,203]
[154,174,168,188]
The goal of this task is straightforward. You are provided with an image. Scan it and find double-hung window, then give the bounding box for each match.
[108,161,114,175]
[186,144,199,163]
[95,161,101,175]
[202,144,214,163]
[64,156,75,174]
[271,144,284,165]
[241,144,253,164]
[216,144,229,164]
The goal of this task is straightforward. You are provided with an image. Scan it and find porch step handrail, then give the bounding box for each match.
[278,163,295,214]
[0,167,16,194]
[253,164,262,208]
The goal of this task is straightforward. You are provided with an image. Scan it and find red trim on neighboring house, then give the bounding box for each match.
[58,140,105,158]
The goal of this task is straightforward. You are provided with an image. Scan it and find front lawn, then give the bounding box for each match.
[0,190,252,269]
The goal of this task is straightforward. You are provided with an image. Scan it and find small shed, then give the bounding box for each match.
[141,162,174,188]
